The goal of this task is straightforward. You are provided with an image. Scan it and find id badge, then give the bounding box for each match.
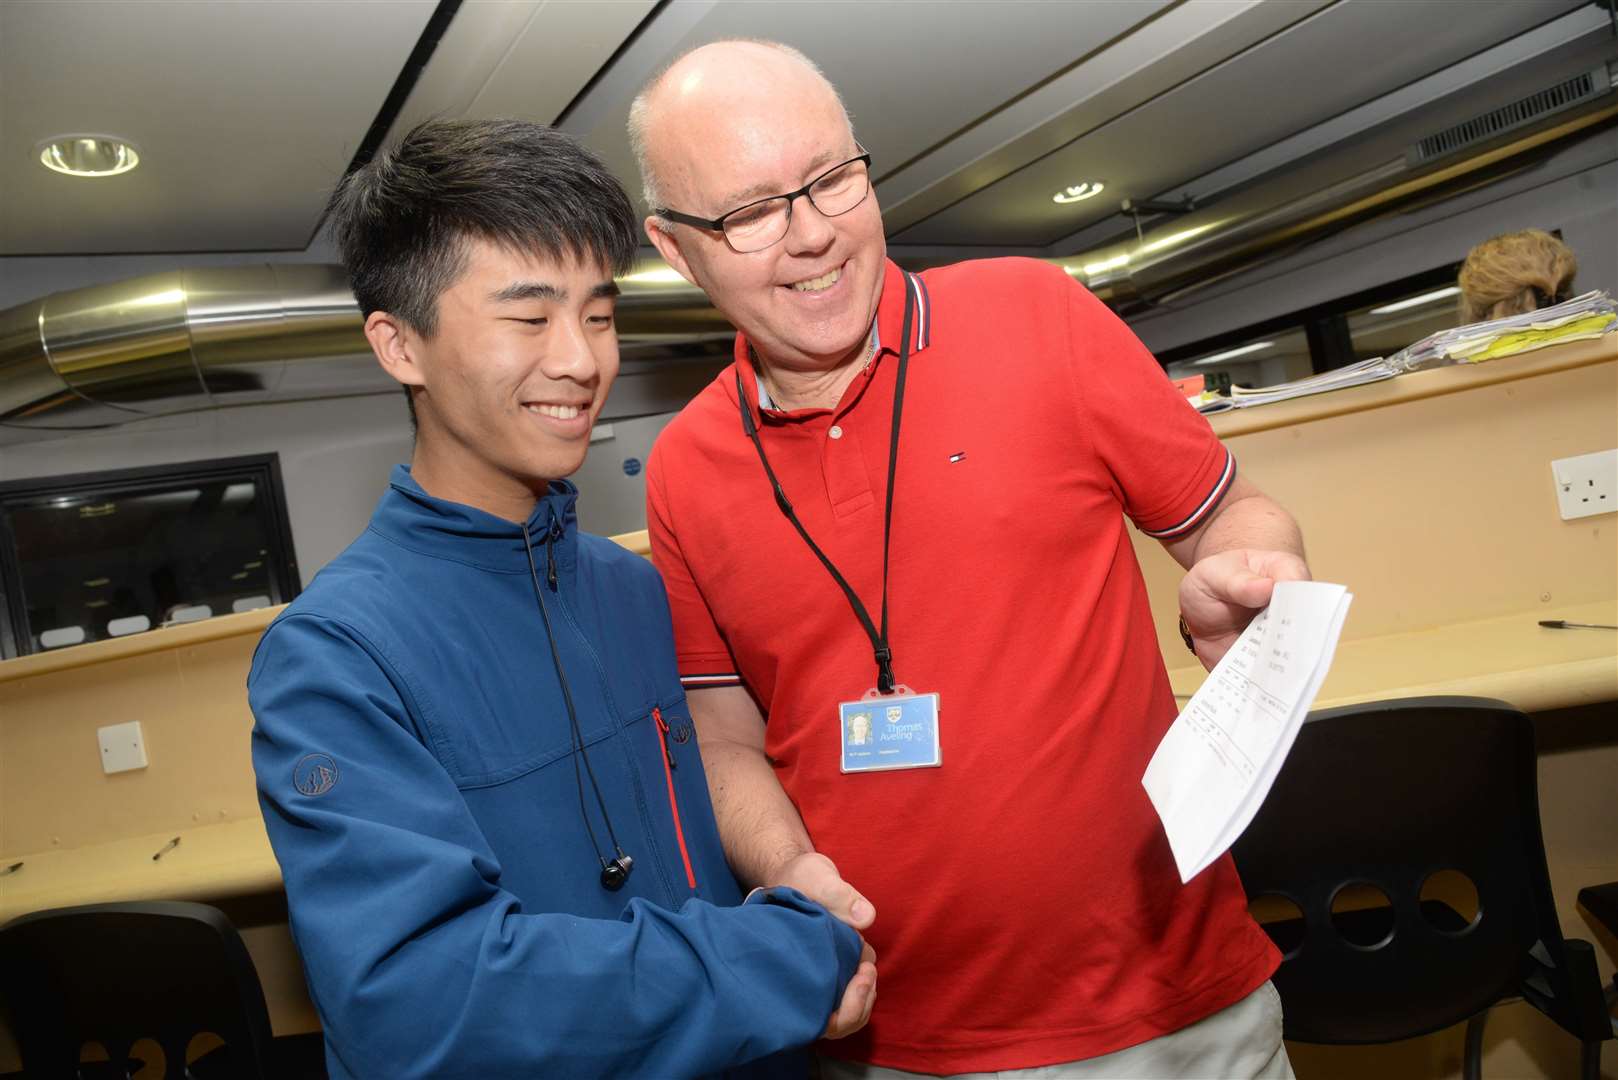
[839,686,942,773]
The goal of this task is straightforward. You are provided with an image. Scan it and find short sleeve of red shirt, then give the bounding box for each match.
[1062,277,1235,539]
[646,437,744,689]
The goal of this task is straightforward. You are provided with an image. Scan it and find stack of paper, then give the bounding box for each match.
[1389,289,1617,372]
[1143,581,1353,883]
[1223,357,1398,409]
[1187,358,1397,414]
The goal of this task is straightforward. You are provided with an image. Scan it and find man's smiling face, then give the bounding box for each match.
[644,44,887,376]
[401,239,620,507]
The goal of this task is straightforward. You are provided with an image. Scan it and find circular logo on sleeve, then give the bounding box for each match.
[622,457,642,476]
[293,753,339,797]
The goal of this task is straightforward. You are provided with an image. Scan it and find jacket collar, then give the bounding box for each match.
[369,464,579,575]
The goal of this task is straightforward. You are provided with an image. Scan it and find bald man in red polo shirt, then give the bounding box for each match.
[632,41,1308,1080]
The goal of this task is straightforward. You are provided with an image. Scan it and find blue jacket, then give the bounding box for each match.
[248,466,860,1079]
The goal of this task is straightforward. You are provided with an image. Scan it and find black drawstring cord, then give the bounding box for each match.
[522,519,628,877]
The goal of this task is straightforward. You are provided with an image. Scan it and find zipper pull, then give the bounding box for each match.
[653,707,676,770]
[545,528,558,589]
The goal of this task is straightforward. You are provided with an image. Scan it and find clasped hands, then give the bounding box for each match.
[771,851,878,1040]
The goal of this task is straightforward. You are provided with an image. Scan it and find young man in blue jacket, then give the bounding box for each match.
[247,118,873,1080]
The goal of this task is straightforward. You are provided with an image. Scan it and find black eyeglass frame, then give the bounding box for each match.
[655,150,873,252]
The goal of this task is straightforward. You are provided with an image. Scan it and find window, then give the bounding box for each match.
[1156,262,1464,388]
[0,454,300,658]
[1165,327,1313,388]
[1345,284,1463,361]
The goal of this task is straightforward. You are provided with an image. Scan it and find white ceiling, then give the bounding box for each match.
[0,0,1608,265]
[891,0,1594,247]
[0,0,438,254]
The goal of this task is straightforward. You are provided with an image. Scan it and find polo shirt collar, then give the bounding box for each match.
[736,259,932,418]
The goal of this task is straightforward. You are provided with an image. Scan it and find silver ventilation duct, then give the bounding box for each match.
[0,264,378,443]
[1,70,1613,447]
[1060,71,1618,306]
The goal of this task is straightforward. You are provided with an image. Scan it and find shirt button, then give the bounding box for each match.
[828,425,843,440]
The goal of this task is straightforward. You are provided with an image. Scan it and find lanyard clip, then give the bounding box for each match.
[874,646,895,694]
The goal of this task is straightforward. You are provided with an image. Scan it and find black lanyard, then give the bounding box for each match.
[735,276,915,694]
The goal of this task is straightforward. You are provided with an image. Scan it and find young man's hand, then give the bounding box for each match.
[824,939,877,1039]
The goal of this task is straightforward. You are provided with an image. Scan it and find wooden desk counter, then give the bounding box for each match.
[0,819,278,925]
[1168,599,1618,712]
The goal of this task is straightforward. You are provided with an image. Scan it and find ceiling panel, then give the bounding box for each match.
[892,0,1589,247]
[0,0,436,255]
[384,0,656,141]
[560,0,1172,214]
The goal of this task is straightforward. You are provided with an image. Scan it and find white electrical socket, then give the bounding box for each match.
[97,720,149,775]
[1552,449,1618,521]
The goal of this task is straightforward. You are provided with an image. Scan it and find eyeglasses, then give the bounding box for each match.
[656,151,873,254]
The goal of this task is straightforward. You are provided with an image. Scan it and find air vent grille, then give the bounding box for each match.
[1409,67,1608,164]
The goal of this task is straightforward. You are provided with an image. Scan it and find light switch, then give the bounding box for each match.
[98,721,148,774]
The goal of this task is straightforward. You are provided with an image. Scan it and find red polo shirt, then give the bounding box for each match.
[646,258,1276,1073]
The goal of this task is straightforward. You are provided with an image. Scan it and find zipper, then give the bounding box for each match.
[652,707,697,891]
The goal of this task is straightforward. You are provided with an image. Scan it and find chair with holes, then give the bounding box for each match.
[0,900,277,1079]
[1230,696,1615,1080]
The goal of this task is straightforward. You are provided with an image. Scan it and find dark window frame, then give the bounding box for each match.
[0,453,300,659]
[1154,260,1465,374]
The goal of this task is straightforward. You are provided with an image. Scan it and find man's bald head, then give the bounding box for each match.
[628,39,854,225]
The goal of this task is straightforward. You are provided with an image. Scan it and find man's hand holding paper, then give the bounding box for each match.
[1179,547,1313,669]
[1145,580,1354,883]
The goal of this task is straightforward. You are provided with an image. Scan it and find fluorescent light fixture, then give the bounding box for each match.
[37,135,140,177]
[1191,341,1275,366]
[40,626,87,649]
[621,266,688,285]
[1368,286,1461,315]
[83,577,110,588]
[1052,181,1105,205]
[107,615,151,637]
[1082,253,1130,276]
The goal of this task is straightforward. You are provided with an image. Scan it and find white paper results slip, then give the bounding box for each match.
[1143,580,1353,883]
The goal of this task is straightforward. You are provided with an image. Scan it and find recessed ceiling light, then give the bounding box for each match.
[37,135,141,177]
[1053,181,1105,205]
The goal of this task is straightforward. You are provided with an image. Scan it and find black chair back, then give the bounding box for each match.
[1231,696,1606,1048]
[0,900,274,1079]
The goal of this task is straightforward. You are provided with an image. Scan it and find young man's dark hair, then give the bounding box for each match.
[324,118,638,427]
